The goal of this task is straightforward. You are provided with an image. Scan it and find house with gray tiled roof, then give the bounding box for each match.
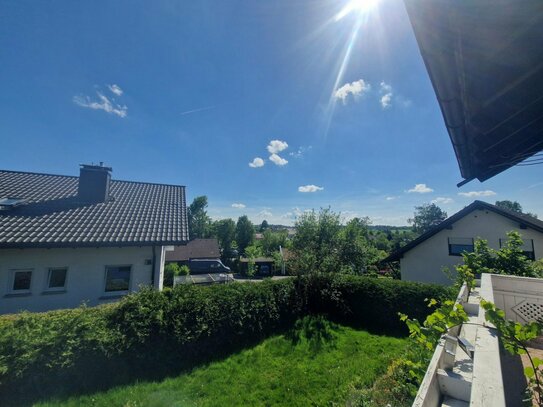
[0,164,188,314]
[384,201,543,285]
[165,238,221,263]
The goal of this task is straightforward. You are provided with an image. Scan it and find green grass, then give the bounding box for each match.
[39,318,407,407]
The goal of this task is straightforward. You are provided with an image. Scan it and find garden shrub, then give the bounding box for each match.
[0,274,450,405]
[301,273,453,334]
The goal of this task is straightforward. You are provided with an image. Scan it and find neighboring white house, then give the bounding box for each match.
[0,164,189,314]
[385,201,543,285]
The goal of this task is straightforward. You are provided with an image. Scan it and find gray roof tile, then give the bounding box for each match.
[0,170,189,248]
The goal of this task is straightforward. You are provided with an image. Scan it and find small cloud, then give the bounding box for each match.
[396,95,412,108]
[267,140,289,154]
[107,84,123,96]
[298,184,324,193]
[380,81,392,93]
[379,81,393,109]
[73,91,127,118]
[249,157,265,168]
[334,79,371,104]
[378,82,411,109]
[258,210,273,218]
[269,154,288,166]
[458,190,496,197]
[289,145,312,158]
[407,183,434,194]
[232,203,246,209]
[432,197,453,204]
[380,93,392,108]
[385,196,397,201]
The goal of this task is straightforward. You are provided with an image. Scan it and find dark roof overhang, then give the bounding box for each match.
[404,0,543,185]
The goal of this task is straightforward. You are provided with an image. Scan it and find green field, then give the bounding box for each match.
[38,318,407,407]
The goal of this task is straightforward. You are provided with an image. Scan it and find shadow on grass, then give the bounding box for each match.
[2,314,406,407]
[286,315,338,353]
[1,325,297,407]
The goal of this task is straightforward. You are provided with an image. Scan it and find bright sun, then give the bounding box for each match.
[335,0,381,21]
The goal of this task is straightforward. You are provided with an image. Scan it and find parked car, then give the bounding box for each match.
[189,259,231,273]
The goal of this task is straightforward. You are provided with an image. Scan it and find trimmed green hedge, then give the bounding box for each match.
[0,275,451,405]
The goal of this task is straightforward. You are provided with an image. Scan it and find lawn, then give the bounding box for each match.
[38,317,407,407]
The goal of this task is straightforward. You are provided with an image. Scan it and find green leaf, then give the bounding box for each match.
[524,366,535,379]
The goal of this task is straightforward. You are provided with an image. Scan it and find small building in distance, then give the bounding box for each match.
[0,164,188,314]
[239,257,275,276]
[384,200,543,285]
[165,238,221,265]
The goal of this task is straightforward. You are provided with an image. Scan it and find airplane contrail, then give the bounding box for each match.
[180,105,216,116]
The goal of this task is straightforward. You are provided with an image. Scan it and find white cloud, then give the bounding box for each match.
[397,96,412,108]
[407,183,434,194]
[258,210,273,218]
[269,153,288,166]
[249,157,265,168]
[107,84,123,96]
[380,81,392,93]
[289,145,312,158]
[267,140,289,154]
[73,91,127,118]
[380,93,392,108]
[231,203,246,209]
[458,190,496,197]
[334,79,371,104]
[379,81,393,109]
[298,184,324,193]
[385,196,397,201]
[432,197,453,204]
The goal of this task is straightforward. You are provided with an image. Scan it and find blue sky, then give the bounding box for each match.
[1,0,542,225]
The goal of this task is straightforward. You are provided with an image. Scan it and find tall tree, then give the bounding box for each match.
[259,220,269,232]
[236,215,254,255]
[338,217,381,273]
[291,209,381,274]
[291,208,341,273]
[495,200,538,218]
[214,218,236,252]
[188,196,212,239]
[261,229,288,256]
[495,200,523,213]
[408,203,447,235]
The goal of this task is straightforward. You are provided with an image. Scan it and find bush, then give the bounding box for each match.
[0,275,451,405]
[163,262,190,287]
[301,273,453,334]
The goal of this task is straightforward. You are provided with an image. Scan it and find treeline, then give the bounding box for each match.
[187,196,539,277]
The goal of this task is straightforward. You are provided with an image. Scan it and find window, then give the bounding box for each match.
[499,238,535,260]
[104,266,131,292]
[11,270,32,292]
[448,238,474,256]
[47,268,67,290]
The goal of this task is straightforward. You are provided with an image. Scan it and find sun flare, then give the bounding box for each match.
[335,0,381,21]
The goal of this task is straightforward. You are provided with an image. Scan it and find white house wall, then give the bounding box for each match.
[401,209,543,285]
[0,246,165,314]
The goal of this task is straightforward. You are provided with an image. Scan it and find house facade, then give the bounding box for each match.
[0,164,188,314]
[385,201,543,285]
